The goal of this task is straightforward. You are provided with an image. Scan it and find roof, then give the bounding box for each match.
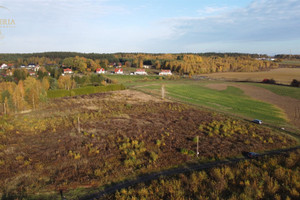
[114,68,123,72]
[64,68,72,71]
[136,69,145,72]
[96,68,105,71]
[161,70,171,72]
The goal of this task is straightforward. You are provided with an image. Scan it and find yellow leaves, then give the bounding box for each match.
[68,150,81,159]
[15,155,24,161]
[0,160,5,166]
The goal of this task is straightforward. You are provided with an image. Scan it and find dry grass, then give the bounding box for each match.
[206,68,300,85]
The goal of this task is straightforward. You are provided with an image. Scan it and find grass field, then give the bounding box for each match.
[105,74,162,84]
[206,68,300,85]
[135,82,287,127]
[47,84,125,98]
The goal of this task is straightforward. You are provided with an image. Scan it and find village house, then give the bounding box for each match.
[28,64,36,68]
[143,65,151,69]
[114,68,123,74]
[33,65,40,72]
[96,68,106,74]
[134,69,148,75]
[63,68,73,74]
[159,70,172,76]
[0,64,8,69]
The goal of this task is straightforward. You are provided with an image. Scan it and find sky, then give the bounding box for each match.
[0,0,299,55]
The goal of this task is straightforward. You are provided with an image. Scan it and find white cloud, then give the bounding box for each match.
[164,0,300,44]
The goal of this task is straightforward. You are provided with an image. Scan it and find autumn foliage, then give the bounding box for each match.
[0,76,49,114]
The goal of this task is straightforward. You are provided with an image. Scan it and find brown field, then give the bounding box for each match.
[206,68,300,85]
[205,83,300,129]
[0,90,297,198]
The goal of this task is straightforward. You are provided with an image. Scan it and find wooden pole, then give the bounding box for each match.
[78,116,81,133]
[196,136,199,157]
[161,84,165,99]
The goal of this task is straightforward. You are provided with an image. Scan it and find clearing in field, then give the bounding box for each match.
[205,68,300,85]
[0,90,297,199]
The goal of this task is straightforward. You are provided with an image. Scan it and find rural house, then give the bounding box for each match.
[114,68,123,74]
[134,69,148,75]
[0,64,8,69]
[159,70,172,76]
[96,68,106,74]
[63,68,73,74]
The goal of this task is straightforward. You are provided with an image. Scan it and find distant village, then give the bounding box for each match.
[0,62,173,78]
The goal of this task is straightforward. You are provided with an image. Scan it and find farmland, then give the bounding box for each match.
[0,90,297,199]
[205,68,300,85]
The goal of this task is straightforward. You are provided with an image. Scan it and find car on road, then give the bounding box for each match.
[252,119,262,124]
[247,152,259,158]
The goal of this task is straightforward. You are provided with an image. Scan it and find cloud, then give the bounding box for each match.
[164,0,300,44]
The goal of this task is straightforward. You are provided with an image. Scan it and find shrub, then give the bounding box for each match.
[150,152,158,162]
[262,78,276,84]
[290,79,300,87]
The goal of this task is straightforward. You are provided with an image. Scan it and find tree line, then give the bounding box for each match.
[0,77,49,114]
[0,53,280,75]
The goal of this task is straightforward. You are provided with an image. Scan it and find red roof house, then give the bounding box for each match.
[96,68,106,74]
[114,68,123,74]
[134,69,147,75]
[63,68,73,74]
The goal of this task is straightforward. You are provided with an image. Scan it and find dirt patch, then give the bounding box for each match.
[206,83,300,129]
[110,90,165,103]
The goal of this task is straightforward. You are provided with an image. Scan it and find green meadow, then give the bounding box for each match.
[105,74,161,84]
[136,82,287,126]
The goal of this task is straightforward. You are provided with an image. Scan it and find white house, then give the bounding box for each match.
[143,65,151,69]
[134,69,148,75]
[114,68,123,74]
[0,64,8,69]
[34,65,40,72]
[28,64,35,68]
[96,68,106,74]
[159,70,172,76]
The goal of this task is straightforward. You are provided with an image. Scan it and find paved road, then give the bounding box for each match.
[80,146,300,200]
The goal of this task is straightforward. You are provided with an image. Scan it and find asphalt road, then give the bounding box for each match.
[80,146,300,200]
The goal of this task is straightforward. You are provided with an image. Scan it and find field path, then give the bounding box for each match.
[206,83,300,129]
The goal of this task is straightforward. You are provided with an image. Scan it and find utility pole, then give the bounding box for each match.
[196,136,199,157]
[161,84,165,99]
[77,116,81,133]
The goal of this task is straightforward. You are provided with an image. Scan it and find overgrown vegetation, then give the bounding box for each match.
[105,149,300,200]
[0,91,296,199]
